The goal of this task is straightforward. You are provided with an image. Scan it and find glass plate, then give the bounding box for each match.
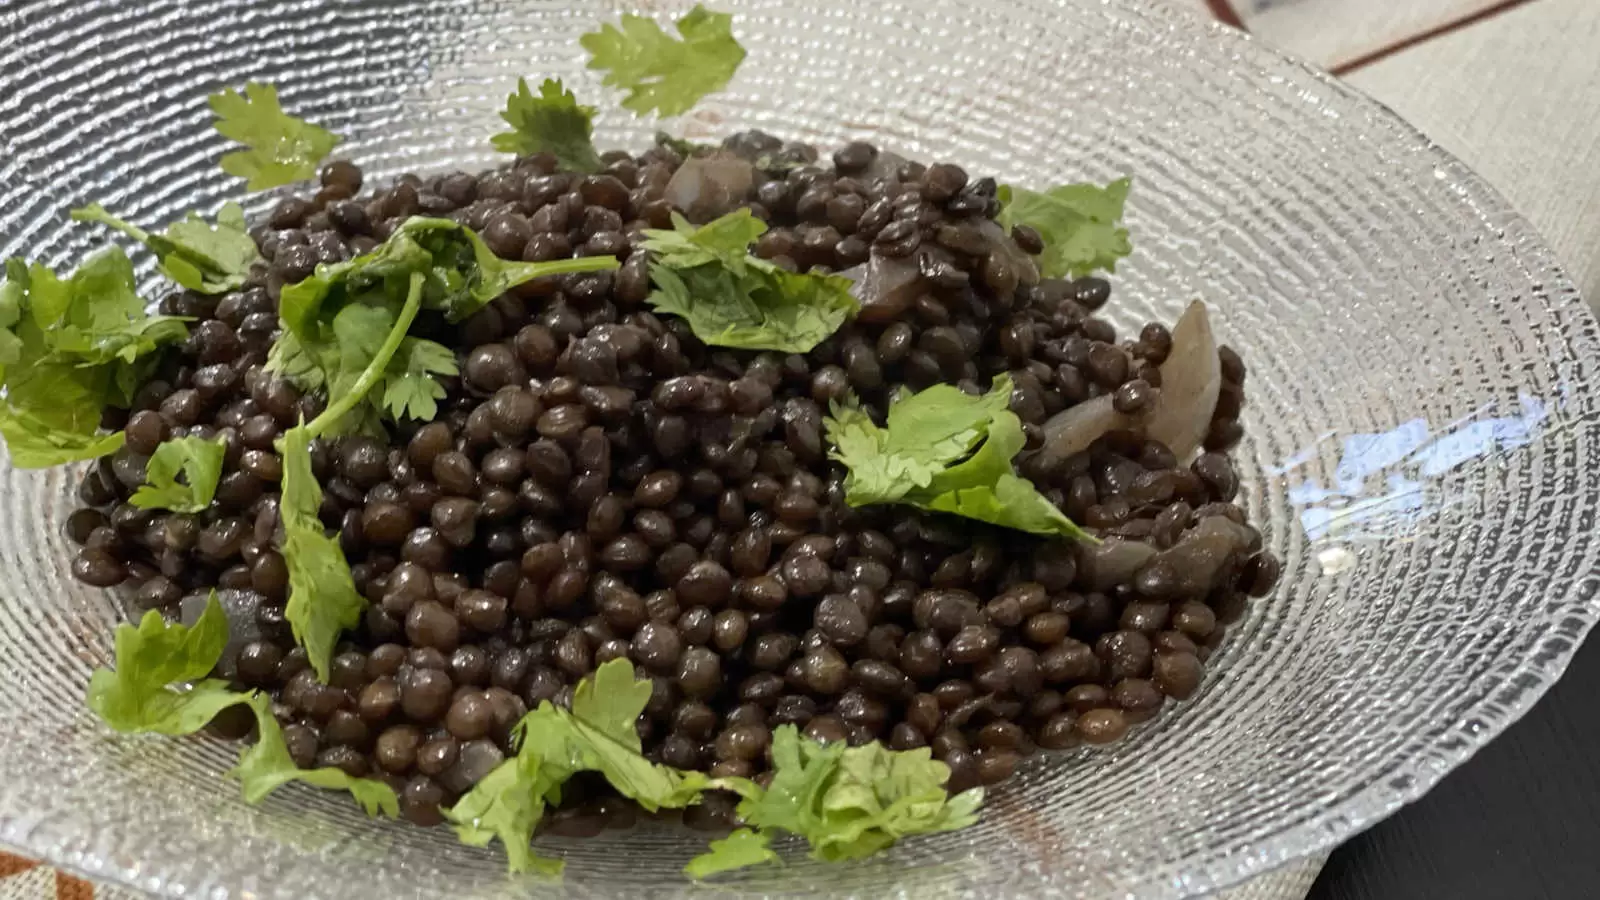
[0,0,1596,897]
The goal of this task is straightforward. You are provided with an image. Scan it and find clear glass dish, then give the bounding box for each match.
[1,0,1597,897]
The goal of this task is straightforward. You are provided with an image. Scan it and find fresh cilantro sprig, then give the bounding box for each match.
[825,379,1010,506]
[685,725,983,877]
[85,592,398,815]
[825,376,1094,541]
[270,218,613,433]
[209,83,341,191]
[0,411,127,470]
[279,423,370,685]
[448,658,984,877]
[447,658,736,875]
[274,228,595,677]
[276,273,424,682]
[382,337,459,423]
[128,435,227,513]
[641,209,858,353]
[231,693,399,816]
[86,590,250,735]
[683,828,780,879]
[492,78,603,172]
[0,250,187,468]
[581,5,745,117]
[72,202,261,295]
[997,177,1133,279]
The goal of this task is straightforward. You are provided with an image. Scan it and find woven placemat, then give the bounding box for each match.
[0,854,92,900]
[1179,0,1519,70]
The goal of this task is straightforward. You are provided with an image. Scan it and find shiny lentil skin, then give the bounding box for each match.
[62,133,1268,822]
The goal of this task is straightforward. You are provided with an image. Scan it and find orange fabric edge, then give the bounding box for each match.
[0,851,40,877]
[56,869,96,900]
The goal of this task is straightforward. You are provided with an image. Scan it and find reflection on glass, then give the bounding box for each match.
[1277,394,1549,542]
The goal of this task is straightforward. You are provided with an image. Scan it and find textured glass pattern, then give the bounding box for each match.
[0,1,1597,898]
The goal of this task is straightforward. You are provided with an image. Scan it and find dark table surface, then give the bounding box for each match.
[1306,626,1600,900]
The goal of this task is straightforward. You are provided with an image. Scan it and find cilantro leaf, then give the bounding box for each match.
[380,337,457,423]
[561,659,723,810]
[232,694,400,817]
[280,424,368,683]
[277,218,614,340]
[128,435,227,513]
[642,211,857,353]
[804,737,981,862]
[581,5,746,117]
[265,329,325,392]
[686,726,983,877]
[644,209,767,270]
[822,382,1007,505]
[72,202,261,294]
[85,591,252,735]
[84,590,398,816]
[278,273,426,676]
[684,828,778,879]
[276,230,429,351]
[911,394,1090,539]
[0,410,126,468]
[404,218,620,322]
[272,219,613,433]
[0,250,186,467]
[569,656,653,750]
[446,742,566,876]
[516,659,726,812]
[824,376,1093,541]
[209,83,341,191]
[491,78,602,173]
[5,248,189,369]
[997,177,1133,279]
[447,659,751,874]
[318,302,399,437]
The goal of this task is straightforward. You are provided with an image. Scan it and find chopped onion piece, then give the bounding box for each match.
[1140,515,1253,594]
[1078,537,1158,590]
[1040,299,1222,465]
[1145,300,1221,460]
[663,155,756,221]
[851,252,923,324]
[1040,394,1132,464]
[976,220,1040,288]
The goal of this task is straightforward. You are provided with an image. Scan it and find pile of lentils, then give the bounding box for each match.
[64,131,1276,833]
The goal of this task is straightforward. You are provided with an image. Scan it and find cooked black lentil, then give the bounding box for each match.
[65,133,1275,830]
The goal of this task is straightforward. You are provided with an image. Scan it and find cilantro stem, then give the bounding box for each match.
[71,204,155,245]
[514,255,627,278]
[305,271,424,440]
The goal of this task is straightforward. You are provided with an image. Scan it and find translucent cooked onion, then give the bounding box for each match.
[1144,300,1221,460]
[663,155,756,221]
[849,252,923,324]
[977,220,1041,289]
[1136,515,1254,595]
[1077,537,1158,590]
[1041,299,1221,463]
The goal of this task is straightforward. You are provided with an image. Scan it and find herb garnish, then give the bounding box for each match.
[825,376,1093,541]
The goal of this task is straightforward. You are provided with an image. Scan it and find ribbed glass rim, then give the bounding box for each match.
[0,1,1594,897]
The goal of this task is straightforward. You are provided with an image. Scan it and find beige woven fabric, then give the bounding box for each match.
[1166,0,1600,306]
[1217,0,1507,69]
[1345,0,1600,306]
[0,854,94,900]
